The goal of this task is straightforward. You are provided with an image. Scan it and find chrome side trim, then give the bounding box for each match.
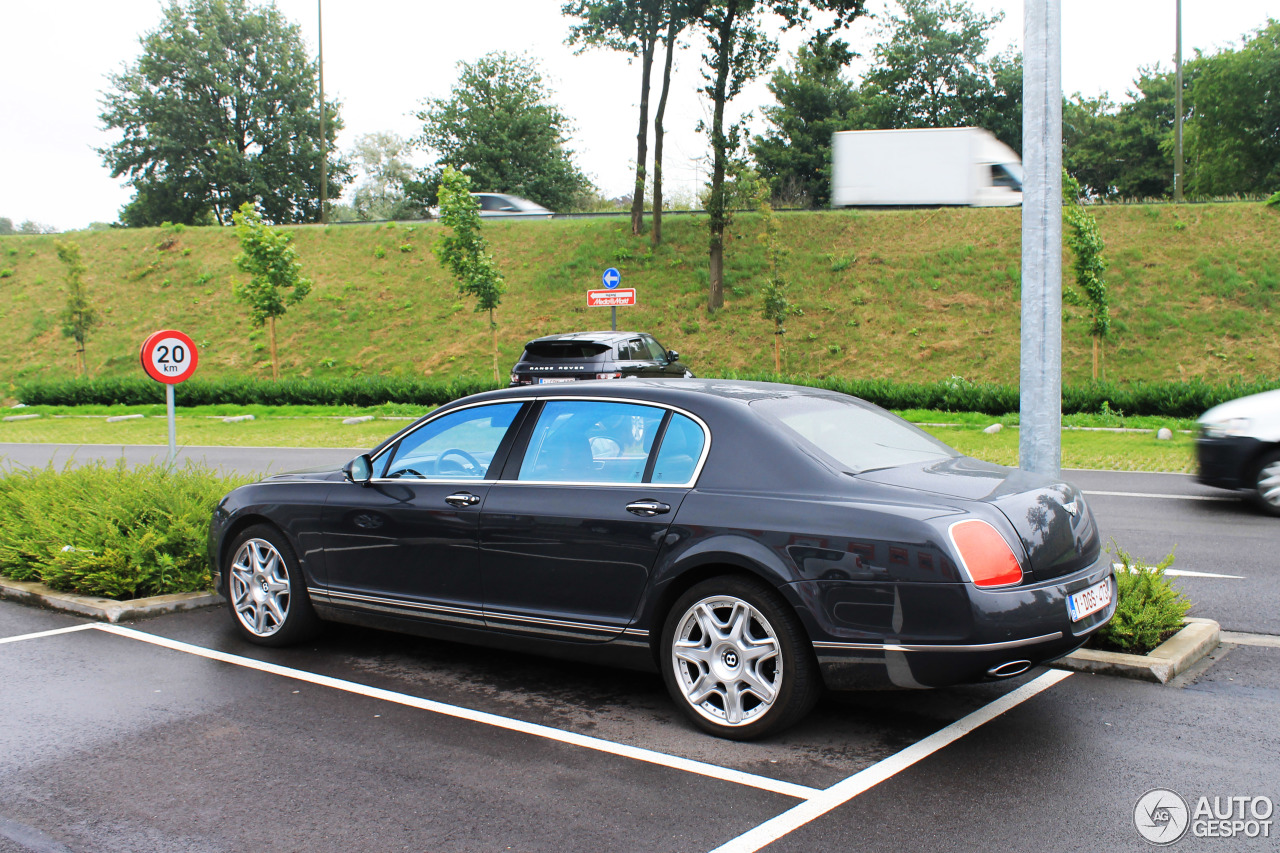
[621,628,650,638]
[320,589,630,637]
[484,610,621,635]
[324,590,484,620]
[812,631,1064,654]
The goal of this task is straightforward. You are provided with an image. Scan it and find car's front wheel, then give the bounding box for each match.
[1253,451,1280,517]
[661,576,820,739]
[225,524,320,646]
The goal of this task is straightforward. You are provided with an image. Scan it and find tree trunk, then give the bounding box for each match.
[774,332,781,373]
[491,308,498,383]
[631,34,657,236]
[706,2,737,313]
[269,315,279,380]
[1092,336,1099,381]
[652,13,678,248]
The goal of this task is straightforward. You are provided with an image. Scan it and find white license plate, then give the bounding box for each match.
[1067,578,1113,622]
[537,377,576,384]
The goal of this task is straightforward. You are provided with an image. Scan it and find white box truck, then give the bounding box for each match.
[830,127,1023,207]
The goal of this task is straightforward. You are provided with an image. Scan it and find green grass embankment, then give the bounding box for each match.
[1,203,1276,391]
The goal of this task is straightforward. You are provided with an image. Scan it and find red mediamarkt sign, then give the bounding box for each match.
[587,288,636,307]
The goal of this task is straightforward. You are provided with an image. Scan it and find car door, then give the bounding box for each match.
[320,401,527,626]
[642,334,687,377]
[478,399,706,642]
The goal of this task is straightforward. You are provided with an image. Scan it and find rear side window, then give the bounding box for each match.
[522,341,612,361]
[650,414,705,484]
[518,400,664,483]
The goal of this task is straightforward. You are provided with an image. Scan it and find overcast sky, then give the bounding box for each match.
[0,0,1273,231]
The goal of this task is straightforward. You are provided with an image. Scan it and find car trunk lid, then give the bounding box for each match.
[857,457,1100,582]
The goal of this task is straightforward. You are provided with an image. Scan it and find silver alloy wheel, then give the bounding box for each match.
[670,594,782,727]
[229,538,292,637]
[1259,459,1280,509]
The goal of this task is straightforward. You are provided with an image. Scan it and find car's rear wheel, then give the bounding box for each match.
[661,576,820,740]
[1253,451,1280,516]
[225,524,320,646]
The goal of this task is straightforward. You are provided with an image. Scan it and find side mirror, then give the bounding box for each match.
[343,454,373,486]
[667,350,679,362]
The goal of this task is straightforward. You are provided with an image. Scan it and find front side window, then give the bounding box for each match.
[642,336,669,363]
[381,403,523,480]
[518,400,665,483]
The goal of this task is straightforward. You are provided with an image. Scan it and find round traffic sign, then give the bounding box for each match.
[140,329,199,384]
[602,267,621,289]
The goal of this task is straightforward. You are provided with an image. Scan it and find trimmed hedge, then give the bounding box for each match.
[13,373,1280,418]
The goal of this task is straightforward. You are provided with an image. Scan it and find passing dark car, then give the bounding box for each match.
[1196,389,1280,515]
[509,331,693,386]
[209,380,1113,739]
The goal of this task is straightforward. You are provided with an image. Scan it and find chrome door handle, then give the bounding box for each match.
[626,500,671,517]
[445,492,481,508]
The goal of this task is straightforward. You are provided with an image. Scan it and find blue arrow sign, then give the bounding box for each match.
[602,267,621,289]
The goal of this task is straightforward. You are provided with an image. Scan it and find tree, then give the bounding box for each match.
[55,241,101,377]
[750,171,801,370]
[413,53,594,212]
[347,132,421,221]
[0,218,13,236]
[857,0,1011,135]
[99,0,349,226]
[695,0,867,312]
[233,202,312,380]
[750,33,863,207]
[565,0,665,235]
[435,168,506,382]
[1186,20,1280,196]
[1062,172,1110,380]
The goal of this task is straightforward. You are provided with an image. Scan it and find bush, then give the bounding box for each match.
[1092,545,1192,654]
[0,461,250,599]
[14,373,1280,419]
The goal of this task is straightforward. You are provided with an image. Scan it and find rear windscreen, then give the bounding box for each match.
[522,342,612,361]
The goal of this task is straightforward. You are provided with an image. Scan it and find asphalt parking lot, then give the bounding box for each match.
[3,597,1278,853]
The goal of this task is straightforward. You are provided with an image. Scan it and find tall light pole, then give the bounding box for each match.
[318,0,328,224]
[1174,0,1184,203]
[1020,0,1063,478]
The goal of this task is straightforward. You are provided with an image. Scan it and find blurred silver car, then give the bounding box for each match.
[1196,389,1280,515]
[472,193,553,219]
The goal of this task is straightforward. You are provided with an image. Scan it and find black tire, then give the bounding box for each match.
[224,524,321,646]
[1253,451,1280,517]
[660,575,820,740]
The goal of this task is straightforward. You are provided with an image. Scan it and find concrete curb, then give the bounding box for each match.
[1052,617,1221,683]
[0,577,220,623]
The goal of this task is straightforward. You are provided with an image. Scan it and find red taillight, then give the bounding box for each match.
[595,372,622,379]
[949,520,1023,588]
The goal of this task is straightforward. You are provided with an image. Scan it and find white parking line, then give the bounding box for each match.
[90,623,820,800]
[1083,490,1232,502]
[708,669,1074,853]
[7,621,1076,847]
[0,624,97,645]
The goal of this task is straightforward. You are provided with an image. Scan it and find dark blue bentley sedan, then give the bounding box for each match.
[209,380,1114,739]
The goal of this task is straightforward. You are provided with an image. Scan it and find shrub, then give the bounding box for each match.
[0,461,250,599]
[1092,545,1191,654]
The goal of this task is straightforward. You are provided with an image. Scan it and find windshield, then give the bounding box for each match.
[752,395,958,473]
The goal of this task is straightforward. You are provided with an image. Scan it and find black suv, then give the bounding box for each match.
[509,331,693,386]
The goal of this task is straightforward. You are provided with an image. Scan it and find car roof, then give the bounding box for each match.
[523,331,651,346]
[449,378,835,411]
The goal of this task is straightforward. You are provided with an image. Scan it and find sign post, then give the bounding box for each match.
[139,330,200,464]
[602,267,621,331]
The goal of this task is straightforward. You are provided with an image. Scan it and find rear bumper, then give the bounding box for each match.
[788,557,1115,690]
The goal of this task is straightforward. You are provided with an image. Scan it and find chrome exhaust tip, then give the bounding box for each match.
[987,660,1032,678]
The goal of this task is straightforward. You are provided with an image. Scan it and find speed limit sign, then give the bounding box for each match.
[140,330,199,385]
